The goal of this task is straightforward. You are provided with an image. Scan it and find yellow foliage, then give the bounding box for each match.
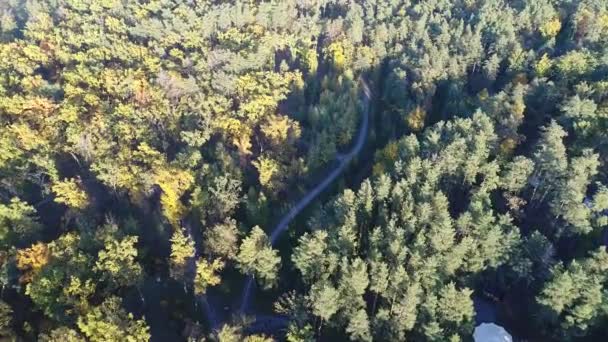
[169,48,184,60]
[535,54,553,77]
[239,95,278,121]
[134,143,163,166]
[214,116,254,155]
[512,99,526,123]
[194,258,224,295]
[556,51,591,77]
[601,14,608,31]
[325,40,352,70]
[154,168,194,227]
[9,123,43,151]
[248,24,265,37]
[372,163,386,177]
[540,18,562,38]
[382,141,399,161]
[104,16,126,34]
[234,134,253,156]
[372,141,400,176]
[253,156,279,188]
[52,178,89,210]
[406,106,426,132]
[16,242,50,283]
[303,47,318,74]
[477,89,489,102]
[20,75,44,92]
[63,276,95,313]
[170,228,195,267]
[83,93,101,107]
[218,27,250,47]
[235,71,300,122]
[22,97,55,117]
[243,335,274,342]
[0,96,23,116]
[357,46,376,68]
[500,137,519,156]
[261,115,301,146]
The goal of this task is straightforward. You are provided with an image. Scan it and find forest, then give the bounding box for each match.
[0,0,607,341]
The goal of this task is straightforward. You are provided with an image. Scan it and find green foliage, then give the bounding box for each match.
[0,197,40,248]
[211,323,272,342]
[537,248,608,338]
[500,156,535,194]
[39,327,85,342]
[556,51,594,80]
[285,323,315,342]
[1,0,608,340]
[170,228,195,280]
[0,300,12,338]
[309,282,340,322]
[203,219,239,260]
[94,235,142,289]
[236,226,281,289]
[26,233,95,321]
[295,112,523,340]
[292,230,334,284]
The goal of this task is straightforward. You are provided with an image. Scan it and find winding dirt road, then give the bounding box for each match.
[239,77,372,315]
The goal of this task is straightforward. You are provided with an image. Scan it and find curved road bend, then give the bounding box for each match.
[239,78,372,315]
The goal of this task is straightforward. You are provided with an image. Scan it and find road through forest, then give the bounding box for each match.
[190,78,372,334]
[238,77,372,320]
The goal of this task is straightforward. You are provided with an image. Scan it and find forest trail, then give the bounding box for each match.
[238,77,372,317]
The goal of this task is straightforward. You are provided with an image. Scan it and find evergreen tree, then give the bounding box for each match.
[236,226,280,289]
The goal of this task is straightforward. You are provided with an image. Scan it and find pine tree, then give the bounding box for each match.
[236,226,281,289]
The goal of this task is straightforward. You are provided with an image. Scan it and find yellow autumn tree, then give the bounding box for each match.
[499,137,519,156]
[260,115,301,146]
[302,46,318,74]
[194,258,224,295]
[170,229,195,267]
[52,178,89,210]
[154,168,194,227]
[244,335,274,342]
[252,156,279,189]
[169,228,195,280]
[214,117,253,155]
[235,71,301,122]
[9,123,44,151]
[325,40,353,70]
[407,106,426,132]
[16,242,50,283]
[535,54,553,77]
[540,18,561,39]
[601,13,608,31]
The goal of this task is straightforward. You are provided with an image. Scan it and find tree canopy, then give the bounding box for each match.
[0,0,607,340]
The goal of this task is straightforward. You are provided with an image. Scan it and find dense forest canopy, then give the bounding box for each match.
[0,0,607,341]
